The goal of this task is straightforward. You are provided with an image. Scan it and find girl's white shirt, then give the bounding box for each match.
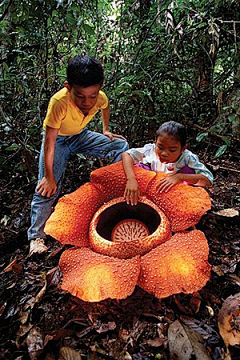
[126,143,213,184]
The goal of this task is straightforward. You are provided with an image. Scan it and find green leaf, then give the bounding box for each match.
[228,113,236,123]
[5,143,20,151]
[47,18,52,27]
[223,106,237,111]
[77,153,87,160]
[83,23,95,35]
[196,132,208,142]
[214,144,228,158]
[144,90,153,102]
[52,10,58,17]
[222,137,231,146]
[3,62,9,71]
[66,12,75,25]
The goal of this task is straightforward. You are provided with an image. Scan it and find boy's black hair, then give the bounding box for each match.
[156,121,187,147]
[67,55,104,87]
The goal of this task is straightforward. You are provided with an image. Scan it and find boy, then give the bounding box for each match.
[28,55,128,249]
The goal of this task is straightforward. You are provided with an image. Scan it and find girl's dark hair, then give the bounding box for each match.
[67,55,104,87]
[156,121,187,147]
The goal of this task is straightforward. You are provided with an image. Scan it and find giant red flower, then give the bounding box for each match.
[45,162,211,302]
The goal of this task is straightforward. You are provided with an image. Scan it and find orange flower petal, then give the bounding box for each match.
[59,247,140,302]
[134,166,156,193]
[138,230,211,299]
[91,162,156,201]
[89,197,171,259]
[146,173,211,231]
[44,183,107,246]
[91,162,126,200]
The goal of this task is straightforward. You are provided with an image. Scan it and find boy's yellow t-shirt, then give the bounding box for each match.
[43,88,109,136]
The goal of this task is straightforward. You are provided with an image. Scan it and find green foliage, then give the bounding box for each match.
[0,0,239,180]
[196,132,209,142]
[214,144,228,158]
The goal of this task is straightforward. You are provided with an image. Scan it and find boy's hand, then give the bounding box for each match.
[124,178,140,205]
[103,130,126,141]
[156,173,181,193]
[36,177,57,198]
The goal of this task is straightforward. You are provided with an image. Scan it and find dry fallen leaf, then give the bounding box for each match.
[93,320,116,333]
[147,336,168,347]
[218,292,240,348]
[59,346,82,360]
[3,257,18,272]
[28,238,48,257]
[213,208,239,217]
[46,266,62,286]
[227,274,240,287]
[16,323,34,338]
[168,320,211,360]
[20,275,47,324]
[3,256,22,273]
[174,293,202,315]
[26,327,44,360]
[119,328,130,342]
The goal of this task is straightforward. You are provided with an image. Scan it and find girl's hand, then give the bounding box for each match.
[36,176,57,198]
[124,178,140,205]
[156,173,181,193]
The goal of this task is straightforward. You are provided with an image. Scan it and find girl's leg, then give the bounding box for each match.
[28,134,70,240]
[67,128,129,161]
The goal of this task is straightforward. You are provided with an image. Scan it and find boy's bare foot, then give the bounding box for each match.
[28,238,48,257]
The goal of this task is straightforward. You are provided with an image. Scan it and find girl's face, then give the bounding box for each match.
[155,133,185,163]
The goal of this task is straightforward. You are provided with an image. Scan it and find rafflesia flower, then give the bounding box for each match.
[45,162,212,302]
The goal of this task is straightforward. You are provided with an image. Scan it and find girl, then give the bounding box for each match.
[122,121,213,205]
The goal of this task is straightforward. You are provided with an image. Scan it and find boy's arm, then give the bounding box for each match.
[156,173,211,193]
[36,126,59,198]
[122,152,140,205]
[101,104,126,140]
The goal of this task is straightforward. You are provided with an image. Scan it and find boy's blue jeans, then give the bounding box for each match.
[28,128,129,241]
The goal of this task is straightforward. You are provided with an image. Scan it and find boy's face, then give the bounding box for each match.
[155,133,184,163]
[65,82,101,114]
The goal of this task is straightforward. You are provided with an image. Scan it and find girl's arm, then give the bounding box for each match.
[156,172,211,193]
[122,152,140,205]
[36,126,59,198]
[101,104,126,140]
[157,151,213,192]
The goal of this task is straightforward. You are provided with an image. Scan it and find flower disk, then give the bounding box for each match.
[138,230,211,299]
[89,197,171,259]
[112,219,150,242]
[59,247,140,302]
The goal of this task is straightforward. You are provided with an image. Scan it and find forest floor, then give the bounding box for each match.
[0,133,240,360]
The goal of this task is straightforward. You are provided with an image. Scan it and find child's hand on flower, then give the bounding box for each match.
[124,178,140,205]
[156,173,182,193]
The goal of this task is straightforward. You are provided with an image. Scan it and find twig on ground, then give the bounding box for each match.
[207,163,240,174]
